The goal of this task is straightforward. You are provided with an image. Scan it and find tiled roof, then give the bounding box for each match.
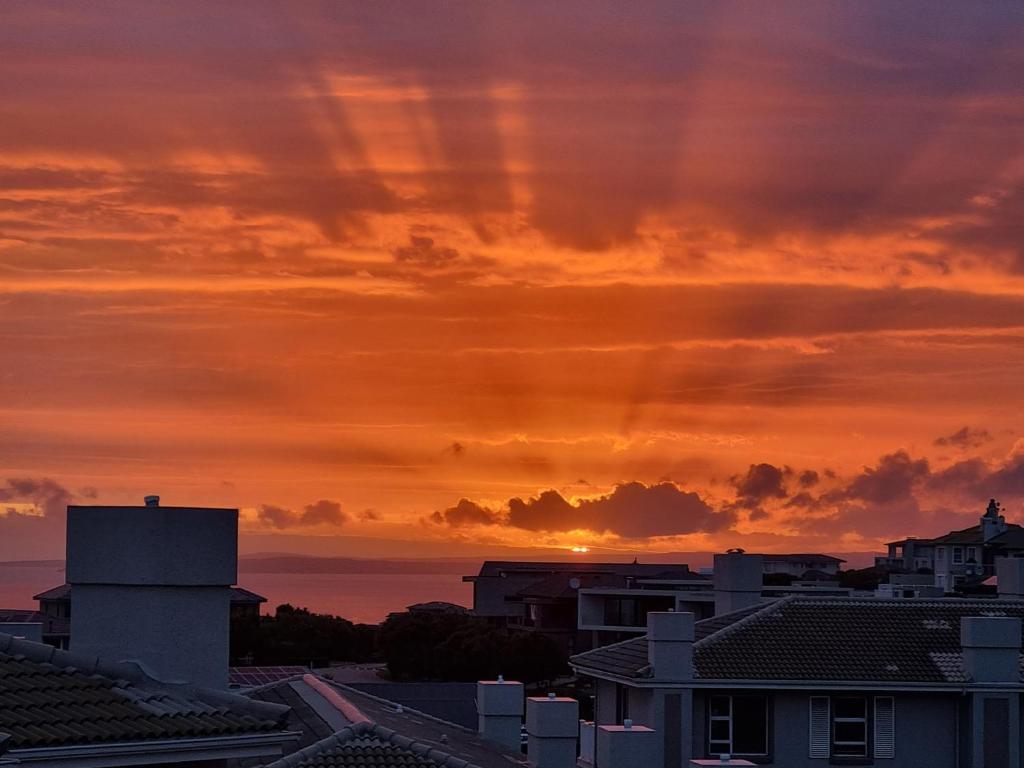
[264,722,477,768]
[930,525,986,545]
[571,597,1024,685]
[570,602,767,679]
[324,682,527,768]
[0,632,289,751]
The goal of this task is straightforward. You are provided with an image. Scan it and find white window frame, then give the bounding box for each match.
[708,694,769,757]
[952,547,964,565]
[832,696,868,757]
[966,546,977,563]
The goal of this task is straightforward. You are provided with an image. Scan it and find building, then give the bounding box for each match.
[247,673,528,768]
[569,557,1024,768]
[0,609,68,649]
[760,553,845,577]
[464,561,707,624]
[877,499,1024,591]
[464,561,707,655]
[0,631,295,766]
[577,552,854,650]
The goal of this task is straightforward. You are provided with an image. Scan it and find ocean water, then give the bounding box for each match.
[0,563,472,624]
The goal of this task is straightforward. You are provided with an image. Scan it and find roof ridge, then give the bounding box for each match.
[569,633,646,665]
[327,679,478,735]
[694,597,789,650]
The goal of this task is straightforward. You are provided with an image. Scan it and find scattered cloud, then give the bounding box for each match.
[935,426,993,450]
[257,499,348,529]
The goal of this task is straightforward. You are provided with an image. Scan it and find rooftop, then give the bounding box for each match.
[571,597,1024,685]
[32,582,267,605]
[0,632,289,752]
[249,677,526,768]
[470,560,704,580]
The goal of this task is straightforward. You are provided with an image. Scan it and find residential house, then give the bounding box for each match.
[0,631,295,767]
[578,552,854,650]
[760,554,845,577]
[570,558,1024,768]
[877,499,1024,592]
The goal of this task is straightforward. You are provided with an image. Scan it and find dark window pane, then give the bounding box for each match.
[709,696,730,717]
[834,697,866,718]
[834,722,866,743]
[710,720,730,741]
[732,696,768,754]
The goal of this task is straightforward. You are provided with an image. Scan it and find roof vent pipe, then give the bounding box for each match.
[144,495,160,507]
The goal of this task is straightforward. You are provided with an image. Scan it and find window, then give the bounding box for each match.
[708,694,769,757]
[966,547,977,563]
[809,696,895,759]
[952,547,963,565]
[937,547,945,561]
[832,697,868,756]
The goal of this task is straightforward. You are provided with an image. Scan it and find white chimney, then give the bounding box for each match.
[713,551,763,615]
[961,616,1022,682]
[66,504,237,688]
[526,694,579,768]
[981,499,1007,541]
[647,611,694,681]
[477,678,524,750]
[596,723,658,768]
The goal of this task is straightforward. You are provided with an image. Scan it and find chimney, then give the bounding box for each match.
[960,616,1022,682]
[526,693,579,768]
[596,722,658,768]
[713,550,763,615]
[996,557,1024,599]
[981,499,1007,542]
[647,611,694,681]
[477,678,524,750]
[66,504,238,689]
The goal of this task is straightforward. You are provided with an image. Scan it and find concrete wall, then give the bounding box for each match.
[601,685,965,768]
[66,506,237,586]
[72,584,231,687]
[66,505,238,689]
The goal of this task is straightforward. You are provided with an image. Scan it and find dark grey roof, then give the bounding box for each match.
[761,553,845,563]
[570,602,767,679]
[471,561,703,579]
[263,721,486,768]
[571,597,1024,685]
[346,683,478,731]
[325,682,527,768]
[249,678,336,751]
[0,632,289,751]
[258,681,527,768]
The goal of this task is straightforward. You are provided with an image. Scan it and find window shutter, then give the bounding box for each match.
[874,697,895,758]
[809,696,830,758]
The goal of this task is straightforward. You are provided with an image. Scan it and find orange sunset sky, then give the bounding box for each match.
[2,2,1024,561]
